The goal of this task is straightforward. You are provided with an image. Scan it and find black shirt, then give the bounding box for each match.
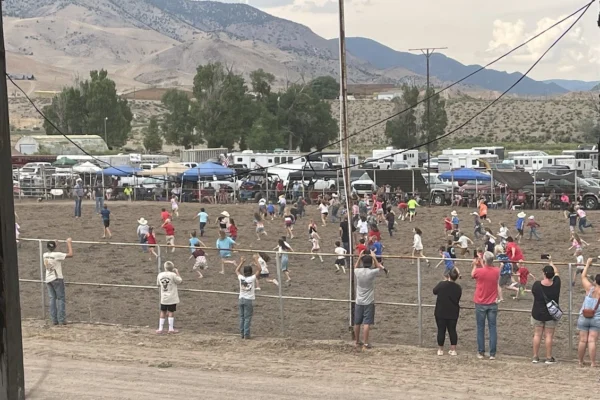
[531,276,561,321]
[217,216,227,229]
[433,281,462,319]
[339,221,350,242]
[386,212,395,224]
[569,212,578,226]
[447,245,456,259]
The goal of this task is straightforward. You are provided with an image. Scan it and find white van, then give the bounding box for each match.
[351,179,377,196]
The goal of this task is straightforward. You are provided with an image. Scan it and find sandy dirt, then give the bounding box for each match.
[21,321,597,400]
[14,200,600,360]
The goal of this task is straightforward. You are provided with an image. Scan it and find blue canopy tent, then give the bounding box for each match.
[439,168,491,181]
[98,166,142,176]
[182,162,235,181]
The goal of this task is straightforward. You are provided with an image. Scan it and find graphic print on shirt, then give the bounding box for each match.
[160,277,171,291]
[240,277,254,292]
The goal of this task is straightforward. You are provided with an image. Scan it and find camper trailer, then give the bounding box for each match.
[372,147,419,168]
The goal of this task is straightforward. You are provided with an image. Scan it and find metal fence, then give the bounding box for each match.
[17,238,583,358]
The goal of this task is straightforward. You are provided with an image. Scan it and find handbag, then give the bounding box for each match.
[582,290,600,319]
[541,284,563,321]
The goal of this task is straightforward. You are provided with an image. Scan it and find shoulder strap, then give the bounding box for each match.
[539,283,551,304]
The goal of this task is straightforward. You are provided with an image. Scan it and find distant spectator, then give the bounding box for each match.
[43,238,74,326]
[74,179,84,218]
[94,182,104,214]
[471,251,500,360]
[577,258,600,367]
[156,261,182,334]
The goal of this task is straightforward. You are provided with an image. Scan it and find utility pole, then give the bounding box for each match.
[104,116,108,149]
[0,0,26,398]
[337,0,354,336]
[409,47,447,199]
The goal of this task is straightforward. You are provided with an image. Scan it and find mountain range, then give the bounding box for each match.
[1,0,591,95]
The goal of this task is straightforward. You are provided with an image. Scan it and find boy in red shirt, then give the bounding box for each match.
[355,238,367,255]
[161,208,171,223]
[161,219,176,253]
[513,265,535,300]
[443,215,452,235]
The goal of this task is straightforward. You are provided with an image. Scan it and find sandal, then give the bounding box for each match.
[363,343,373,349]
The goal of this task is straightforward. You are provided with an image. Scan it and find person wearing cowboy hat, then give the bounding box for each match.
[73,178,84,218]
[515,211,526,244]
[137,218,149,253]
[278,194,287,218]
[43,238,74,325]
[450,210,459,230]
[216,211,230,231]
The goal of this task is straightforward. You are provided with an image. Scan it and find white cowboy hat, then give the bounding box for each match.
[137,218,148,225]
[332,193,338,197]
[221,211,230,217]
[471,212,479,216]
[451,210,458,216]
[517,211,527,218]
[529,215,535,219]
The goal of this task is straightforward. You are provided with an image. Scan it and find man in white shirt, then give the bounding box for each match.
[156,261,183,334]
[43,238,74,326]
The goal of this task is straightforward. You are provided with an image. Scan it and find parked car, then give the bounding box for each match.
[424,174,454,206]
[524,177,600,209]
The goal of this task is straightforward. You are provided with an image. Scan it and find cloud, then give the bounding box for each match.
[289,0,371,14]
[485,15,600,72]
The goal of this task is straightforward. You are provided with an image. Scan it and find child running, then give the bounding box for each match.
[254,212,268,240]
[189,231,206,253]
[194,208,209,237]
[284,208,295,239]
[100,204,112,239]
[451,210,459,230]
[267,201,275,220]
[334,241,347,274]
[276,239,293,284]
[228,218,238,241]
[386,207,396,237]
[310,231,324,263]
[513,264,535,300]
[170,196,179,218]
[188,243,207,278]
[369,235,389,276]
[435,246,459,280]
[407,196,419,222]
[146,227,158,261]
[216,230,237,275]
[319,201,329,226]
[254,252,278,289]
[515,211,526,243]
[412,227,430,266]
[161,218,176,253]
[568,232,589,252]
[527,215,541,240]
[443,215,452,235]
[160,208,171,223]
[572,249,585,287]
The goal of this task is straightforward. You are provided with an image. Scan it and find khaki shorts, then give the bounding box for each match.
[165,235,174,245]
[531,316,558,329]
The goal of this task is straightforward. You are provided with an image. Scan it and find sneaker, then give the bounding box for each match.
[532,356,540,364]
[255,287,261,291]
[310,256,315,260]
[489,355,496,361]
[448,350,458,356]
[272,279,279,286]
[384,268,389,277]
[155,329,164,334]
[437,350,444,356]
[168,329,179,334]
[477,352,485,359]
[545,357,557,365]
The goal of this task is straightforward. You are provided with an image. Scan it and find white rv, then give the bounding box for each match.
[437,153,499,172]
[511,155,575,173]
[372,147,419,168]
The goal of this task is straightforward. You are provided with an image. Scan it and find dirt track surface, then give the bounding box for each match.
[21,321,597,400]
[14,200,600,359]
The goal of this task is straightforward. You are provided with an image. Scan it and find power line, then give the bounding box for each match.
[7,0,594,183]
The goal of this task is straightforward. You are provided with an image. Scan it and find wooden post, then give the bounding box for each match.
[0,0,26,396]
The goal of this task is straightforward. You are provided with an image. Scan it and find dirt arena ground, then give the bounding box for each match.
[15,199,600,361]
[21,321,598,399]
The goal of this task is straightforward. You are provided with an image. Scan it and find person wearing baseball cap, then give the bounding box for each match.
[43,238,74,326]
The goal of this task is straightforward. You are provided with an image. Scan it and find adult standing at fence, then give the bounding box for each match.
[74,178,84,218]
[433,268,462,356]
[577,258,600,367]
[530,259,560,364]
[43,238,74,326]
[137,218,149,254]
[471,251,500,360]
[353,250,385,350]
[94,182,104,214]
[236,257,261,339]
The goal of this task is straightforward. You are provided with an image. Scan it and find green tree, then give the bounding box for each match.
[161,89,197,149]
[193,63,254,149]
[246,107,283,150]
[385,85,420,148]
[309,76,339,100]
[278,84,338,151]
[420,87,448,151]
[143,116,163,153]
[42,70,133,148]
[250,69,275,99]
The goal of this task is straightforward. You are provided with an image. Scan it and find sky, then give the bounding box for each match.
[208,0,600,81]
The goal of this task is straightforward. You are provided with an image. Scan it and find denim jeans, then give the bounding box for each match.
[95,196,104,214]
[139,234,148,253]
[278,204,285,217]
[47,279,66,324]
[528,227,541,240]
[330,206,339,222]
[475,303,497,356]
[74,197,82,217]
[579,217,593,233]
[238,298,254,338]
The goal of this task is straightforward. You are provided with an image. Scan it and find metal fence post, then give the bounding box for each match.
[568,262,573,359]
[275,251,285,336]
[417,257,423,346]
[38,240,46,321]
[157,244,162,308]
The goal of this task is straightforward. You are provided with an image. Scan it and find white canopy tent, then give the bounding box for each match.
[138,161,188,176]
[73,162,102,173]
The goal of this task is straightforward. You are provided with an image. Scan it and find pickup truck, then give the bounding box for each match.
[424,174,454,205]
[524,177,600,209]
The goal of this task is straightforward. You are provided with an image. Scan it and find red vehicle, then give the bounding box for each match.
[11,155,57,167]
